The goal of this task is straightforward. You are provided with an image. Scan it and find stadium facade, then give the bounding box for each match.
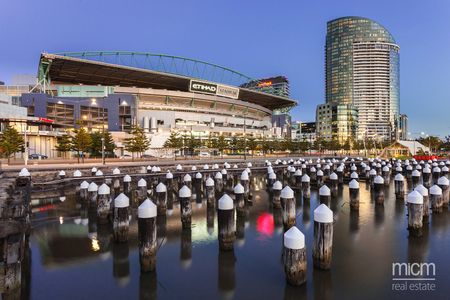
[2,51,296,157]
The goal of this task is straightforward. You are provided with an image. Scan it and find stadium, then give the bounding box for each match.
[19,51,297,157]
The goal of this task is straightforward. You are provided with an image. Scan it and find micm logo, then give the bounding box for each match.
[392,262,436,277]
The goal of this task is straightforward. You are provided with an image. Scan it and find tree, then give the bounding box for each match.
[124,125,151,160]
[260,137,271,156]
[183,136,201,156]
[215,135,228,157]
[164,132,183,153]
[247,137,258,157]
[0,125,24,164]
[89,131,116,158]
[55,135,72,158]
[418,136,442,154]
[71,128,92,163]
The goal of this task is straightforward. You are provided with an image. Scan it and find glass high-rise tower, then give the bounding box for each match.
[325,16,400,141]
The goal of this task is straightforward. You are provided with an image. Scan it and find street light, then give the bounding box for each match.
[101,137,105,165]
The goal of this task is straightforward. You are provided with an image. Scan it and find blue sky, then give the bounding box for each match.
[0,0,449,137]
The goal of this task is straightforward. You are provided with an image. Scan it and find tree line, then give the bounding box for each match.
[56,125,151,162]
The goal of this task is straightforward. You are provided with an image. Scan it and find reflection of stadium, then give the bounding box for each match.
[31,177,271,269]
[17,52,297,157]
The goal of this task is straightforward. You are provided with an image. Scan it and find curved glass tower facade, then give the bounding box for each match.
[325,16,400,141]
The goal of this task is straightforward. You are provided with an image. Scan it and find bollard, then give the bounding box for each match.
[313,204,333,270]
[74,170,82,177]
[113,168,121,175]
[395,166,402,175]
[394,174,405,200]
[272,181,282,208]
[234,183,245,217]
[166,171,174,198]
[218,194,236,251]
[179,186,192,229]
[283,227,307,286]
[113,178,121,198]
[414,185,429,223]
[205,177,215,206]
[155,182,167,215]
[411,170,421,189]
[88,182,99,207]
[323,164,331,177]
[336,166,344,184]
[268,172,277,188]
[316,170,324,187]
[437,176,449,208]
[350,171,359,183]
[97,183,111,224]
[382,166,390,186]
[194,172,203,191]
[138,199,157,272]
[113,193,130,242]
[221,168,228,183]
[329,172,338,195]
[58,170,66,179]
[422,166,431,188]
[369,169,377,187]
[442,166,449,178]
[183,174,192,190]
[406,190,424,236]
[429,185,443,213]
[281,186,296,230]
[301,174,310,199]
[80,180,89,201]
[373,175,385,205]
[137,178,148,206]
[310,167,317,185]
[215,172,224,194]
[241,171,250,201]
[91,167,97,176]
[123,175,132,198]
[364,166,371,181]
[319,185,331,206]
[432,167,441,185]
[294,168,302,189]
[349,179,360,210]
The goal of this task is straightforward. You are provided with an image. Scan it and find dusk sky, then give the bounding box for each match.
[0,0,449,137]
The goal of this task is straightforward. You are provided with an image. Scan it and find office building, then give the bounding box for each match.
[323,16,400,141]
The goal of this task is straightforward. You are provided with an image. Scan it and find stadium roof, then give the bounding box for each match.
[38,52,296,110]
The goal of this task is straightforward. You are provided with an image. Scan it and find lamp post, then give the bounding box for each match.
[24,122,28,166]
[243,114,247,161]
[101,137,105,165]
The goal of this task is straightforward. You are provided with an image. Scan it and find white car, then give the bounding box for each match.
[199,152,210,157]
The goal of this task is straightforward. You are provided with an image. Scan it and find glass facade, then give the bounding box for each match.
[80,105,108,131]
[46,102,75,127]
[316,103,358,143]
[325,17,400,141]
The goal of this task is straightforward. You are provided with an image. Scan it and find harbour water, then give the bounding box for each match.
[27,174,450,299]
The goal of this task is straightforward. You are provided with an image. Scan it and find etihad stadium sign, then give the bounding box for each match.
[189,80,239,99]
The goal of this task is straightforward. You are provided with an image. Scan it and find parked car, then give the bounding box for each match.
[119,154,132,159]
[199,152,210,157]
[28,153,48,160]
[141,154,155,159]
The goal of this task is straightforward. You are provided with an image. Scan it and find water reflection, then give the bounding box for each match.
[284,283,307,300]
[112,242,130,287]
[218,250,236,299]
[25,171,450,299]
[313,269,332,300]
[139,271,157,300]
[180,229,192,269]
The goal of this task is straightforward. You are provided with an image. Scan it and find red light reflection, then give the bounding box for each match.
[256,213,274,237]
